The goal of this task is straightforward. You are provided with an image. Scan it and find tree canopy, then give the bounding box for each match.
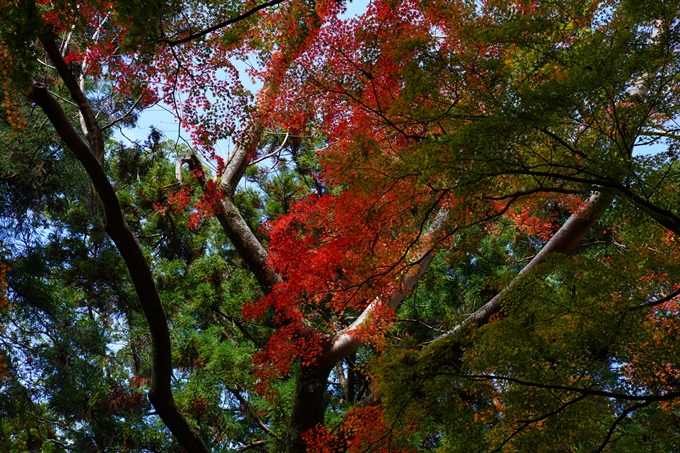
[1,0,680,452]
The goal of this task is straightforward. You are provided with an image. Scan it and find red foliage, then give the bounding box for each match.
[166,187,193,214]
[302,405,418,453]
[105,385,146,415]
[244,177,448,390]
[188,180,224,230]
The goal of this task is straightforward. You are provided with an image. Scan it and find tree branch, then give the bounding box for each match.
[427,191,613,348]
[29,82,210,453]
[162,0,286,46]
[186,154,282,292]
[249,132,289,166]
[465,374,680,402]
[39,35,105,163]
[229,387,283,443]
[323,208,450,366]
[594,401,653,453]
[236,439,270,452]
[631,287,680,310]
[220,123,264,195]
[101,92,145,131]
[490,394,589,453]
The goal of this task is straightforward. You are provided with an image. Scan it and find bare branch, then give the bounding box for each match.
[236,439,269,452]
[101,92,145,131]
[249,132,289,166]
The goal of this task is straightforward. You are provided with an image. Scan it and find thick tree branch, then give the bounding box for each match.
[187,154,282,292]
[323,208,450,366]
[428,191,613,348]
[39,35,105,163]
[29,83,210,453]
[220,123,264,194]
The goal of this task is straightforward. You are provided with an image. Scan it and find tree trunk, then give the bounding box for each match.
[286,363,333,453]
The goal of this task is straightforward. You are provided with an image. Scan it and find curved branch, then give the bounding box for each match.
[229,387,283,443]
[595,402,652,453]
[162,0,286,46]
[250,132,289,166]
[490,394,589,453]
[39,35,105,163]
[29,83,210,453]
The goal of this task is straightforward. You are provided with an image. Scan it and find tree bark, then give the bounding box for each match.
[186,154,282,292]
[29,82,210,453]
[286,362,334,453]
[428,191,613,348]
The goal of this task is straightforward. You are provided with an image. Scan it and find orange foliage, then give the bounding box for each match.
[302,405,418,453]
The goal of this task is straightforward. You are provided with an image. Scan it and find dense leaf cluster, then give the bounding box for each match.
[2,0,680,452]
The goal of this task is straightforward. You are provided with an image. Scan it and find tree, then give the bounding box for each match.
[1,0,680,452]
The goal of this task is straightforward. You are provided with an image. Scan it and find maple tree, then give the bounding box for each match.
[1,0,680,452]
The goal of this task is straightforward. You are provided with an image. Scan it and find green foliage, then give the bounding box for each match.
[3,0,680,451]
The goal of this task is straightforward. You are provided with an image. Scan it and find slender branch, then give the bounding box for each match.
[538,127,592,162]
[639,128,680,140]
[466,374,680,402]
[229,387,283,443]
[494,166,680,236]
[162,0,286,46]
[101,92,145,131]
[594,402,652,453]
[249,132,289,166]
[490,395,589,453]
[483,187,581,200]
[631,287,680,310]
